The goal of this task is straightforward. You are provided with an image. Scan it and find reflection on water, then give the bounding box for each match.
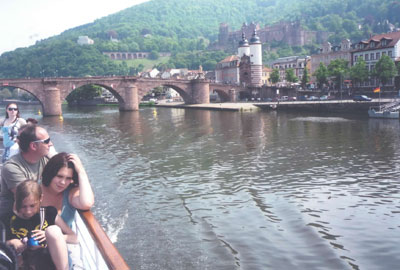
[19,105,400,270]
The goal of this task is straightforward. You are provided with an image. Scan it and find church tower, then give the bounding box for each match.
[249,29,262,87]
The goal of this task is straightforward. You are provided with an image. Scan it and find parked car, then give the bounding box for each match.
[353,95,372,102]
[308,96,319,101]
[279,96,289,101]
[298,96,308,101]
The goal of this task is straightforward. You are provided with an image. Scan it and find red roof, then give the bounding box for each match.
[358,31,400,50]
[219,55,239,63]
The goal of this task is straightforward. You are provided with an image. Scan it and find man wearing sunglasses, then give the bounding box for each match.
[0,125,53,219]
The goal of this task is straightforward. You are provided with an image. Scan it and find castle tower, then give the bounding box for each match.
[238,32,250,57]
[249,29,262,87]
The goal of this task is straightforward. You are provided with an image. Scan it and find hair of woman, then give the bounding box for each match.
[42,152,79,187]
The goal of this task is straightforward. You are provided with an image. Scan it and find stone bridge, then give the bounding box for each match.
[0,76,242,116]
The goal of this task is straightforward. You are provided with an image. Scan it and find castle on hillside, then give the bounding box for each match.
[215,21,332,49]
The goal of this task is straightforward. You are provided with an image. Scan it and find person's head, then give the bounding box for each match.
[42,153,79,191]
[5,103,20,119]
[26,118,38,125]
[15,180,42,219]
[18,125,52,156]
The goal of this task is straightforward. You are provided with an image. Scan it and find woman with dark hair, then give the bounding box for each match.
[1,103,26,162]
[40,153,94,227]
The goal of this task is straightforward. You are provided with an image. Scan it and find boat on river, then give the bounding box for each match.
[0,166,129,269]
[368,101,400,119]
[73,210,129,270]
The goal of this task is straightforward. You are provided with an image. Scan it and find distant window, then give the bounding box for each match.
[370,53,374,60]
[388,51,392,57]
[365,54,369,60]
[376,52,380,59]
[381,40,387,46]
[382,51,386,56]
[355,55,358,62]
[370,42,375,48]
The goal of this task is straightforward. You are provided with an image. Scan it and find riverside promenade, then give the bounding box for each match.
[155,98,396,113]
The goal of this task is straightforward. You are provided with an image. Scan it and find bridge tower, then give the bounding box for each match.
[249,29,262,87]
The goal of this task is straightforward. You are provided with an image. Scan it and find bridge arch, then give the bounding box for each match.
[0,77,228,115]
[0,84,44,110]
[211,89,230,102]
[63,83,124,104]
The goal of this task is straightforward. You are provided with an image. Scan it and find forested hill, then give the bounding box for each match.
[1,0,399,78]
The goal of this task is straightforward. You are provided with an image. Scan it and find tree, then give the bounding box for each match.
[149,50,160,60]
[349,59,369,87]
[328,59,349,89]
[301,68,310,89]
[270,69,280,85]
[285,68,298,84]
[0,88,12,100]
[372,55,397,87]
[314,63,329,89]
[66,85,102,104]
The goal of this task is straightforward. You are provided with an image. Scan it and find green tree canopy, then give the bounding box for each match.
[372,55,397,86]
[314,63,329,88]
[349,59,369,86]
[328,59,349,89]
[66,84,103,103]
[285,68,298,84]
[270,69,280,84]
[301,68,310,88]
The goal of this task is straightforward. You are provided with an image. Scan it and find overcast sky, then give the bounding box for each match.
[0,0,149,55]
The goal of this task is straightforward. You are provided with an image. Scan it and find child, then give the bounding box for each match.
[5,180,78,270]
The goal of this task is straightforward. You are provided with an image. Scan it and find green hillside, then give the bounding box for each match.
[0,0,399,78]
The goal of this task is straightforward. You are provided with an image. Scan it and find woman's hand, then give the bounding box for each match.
[67,154,85,174]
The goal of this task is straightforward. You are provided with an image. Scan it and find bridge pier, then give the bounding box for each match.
[119,84,139,111]
[43,86,62,116]
[190,79,209,104]
[229,89,237,102]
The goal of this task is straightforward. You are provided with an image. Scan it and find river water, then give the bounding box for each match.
[18,105,400,270]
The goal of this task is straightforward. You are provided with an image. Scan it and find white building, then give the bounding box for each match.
[215,55,240,84]
[77,36,94,45]
[311,39,352,81]
[272,56,310,85]
[352,31,400,87]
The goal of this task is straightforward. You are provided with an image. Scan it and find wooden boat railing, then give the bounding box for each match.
[78,210,130,270]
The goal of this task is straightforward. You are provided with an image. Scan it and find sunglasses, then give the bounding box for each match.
[7,108,18,111]
[32,137,51,144]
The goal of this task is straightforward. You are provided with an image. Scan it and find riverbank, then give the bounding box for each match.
[156,99,397,114]
[155,102,260,111]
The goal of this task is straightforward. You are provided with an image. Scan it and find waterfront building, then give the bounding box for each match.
[215,55,240,84]
[352,31,400,88]
[77,36,94,45]
[262,67,273,86]
[310,39,352,82]
[272,56,310,86]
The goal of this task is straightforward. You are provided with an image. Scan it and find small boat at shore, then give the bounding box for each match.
[368,101,400,119]
[368,108,399,119]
